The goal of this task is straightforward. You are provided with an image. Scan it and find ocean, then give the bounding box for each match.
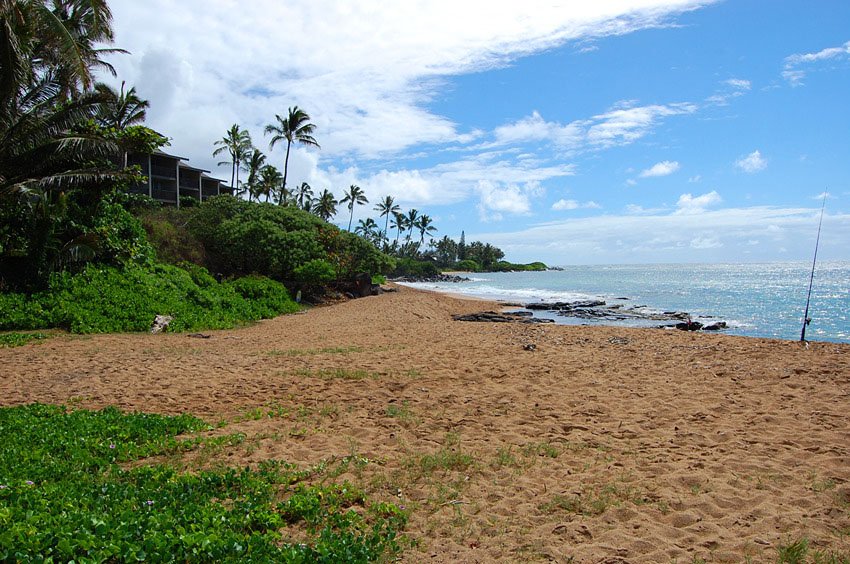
[398,261,850,343]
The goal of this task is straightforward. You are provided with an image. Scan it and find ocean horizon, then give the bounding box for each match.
[399,261,850,343]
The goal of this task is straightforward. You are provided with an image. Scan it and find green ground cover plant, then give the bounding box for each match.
[0,264,299,334]
[0,332,49,347]
[0,404,407,562]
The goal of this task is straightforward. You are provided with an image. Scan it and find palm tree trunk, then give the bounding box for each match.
[230,160,235,190]
[282,140,292,198]
[384,214,390,243]
[347,207,354,232]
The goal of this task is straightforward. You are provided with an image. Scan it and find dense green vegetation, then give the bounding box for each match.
[0,1,391,334]
[0,263,298,333]
[0,404,407,562]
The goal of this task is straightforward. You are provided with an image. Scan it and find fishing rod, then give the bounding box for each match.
[800,191,827,342]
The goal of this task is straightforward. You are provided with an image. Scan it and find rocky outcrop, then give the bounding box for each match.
[522,299,728,332]
[452,311,554,324]
[391,274,471,283]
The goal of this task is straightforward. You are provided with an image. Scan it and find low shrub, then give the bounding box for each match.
[454,259,481,272]
[0,264,298,334]
[391,258,439,278]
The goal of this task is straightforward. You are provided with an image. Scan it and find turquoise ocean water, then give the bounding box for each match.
[399,262,850,343]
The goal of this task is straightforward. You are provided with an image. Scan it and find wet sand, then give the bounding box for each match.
[2,285,849,562]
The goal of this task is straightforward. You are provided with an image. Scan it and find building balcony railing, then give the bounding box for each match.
[152,188,177,202]
[151,164,177,178]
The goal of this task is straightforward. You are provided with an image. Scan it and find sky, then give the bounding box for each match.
[103,0,850,265]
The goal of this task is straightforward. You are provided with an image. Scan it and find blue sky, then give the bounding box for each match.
[105,0,849,265]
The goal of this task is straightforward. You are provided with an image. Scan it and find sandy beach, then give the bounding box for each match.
[2,285,849,562]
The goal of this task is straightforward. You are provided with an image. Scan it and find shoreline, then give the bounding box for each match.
[397,266,850,344]
[2,285,848,561]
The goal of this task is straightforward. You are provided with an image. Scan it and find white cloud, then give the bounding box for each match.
[690,236,722,249]
[675,190,722,214]
[639,160,680,178]
[688,175,701,183]
[552,199,601,211]
[475,180,543,221]
[473,206,850,264]
[724,78,751,90]
[735,150,767,173]
[585,103,696,148]
[489,102,695,153]
[104,0,717,170]
[783,40,850,86]
[706,77,751,105]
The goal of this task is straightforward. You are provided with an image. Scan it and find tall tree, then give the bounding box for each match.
[390,211,406,244]
[48,0,128,98]
[212,124,251,191]
[403,208,419,242]
[415,213,437,246]
[340,184,368,232]
[311,188,337,221]
[374,195,400,242]
[264,106,319,199]
[241,148,266,201]
[94,81,148,129]
[295,181,313,210]
[258,165,284,204]
[355,217,379,243]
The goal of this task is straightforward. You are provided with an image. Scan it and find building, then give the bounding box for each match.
[125,150,233,206]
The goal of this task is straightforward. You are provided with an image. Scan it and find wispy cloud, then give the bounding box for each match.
[639,160,680,178]
[705,78,751,105]
[783,40,850,86]
[474,205,850,264]
[489,102,696,153]
[552,199,601,211]
[735,150,767,173]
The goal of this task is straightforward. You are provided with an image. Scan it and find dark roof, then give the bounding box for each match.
[151,149,188,161]
[178,162,210,174]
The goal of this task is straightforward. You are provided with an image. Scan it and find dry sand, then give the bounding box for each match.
[2,285,849,562]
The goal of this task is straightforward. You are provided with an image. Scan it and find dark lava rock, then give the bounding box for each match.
[452,311,554,324]
[525,300,606,310]
[703,321,728,331]
[391,274,471,283]
[674,321,704,331]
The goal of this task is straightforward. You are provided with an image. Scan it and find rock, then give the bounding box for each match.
[703,321,728,331]
[525,300,606,311]
[452,311,554,324]
[390,274,471,283]
[674,321,703,331]
[150,315,172,334]
[187,333,211,339]
[523,343,537,351]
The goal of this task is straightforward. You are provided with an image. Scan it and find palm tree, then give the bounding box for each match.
[390,211,406,244]
[415,213,437,246]
[374,195,400,242]
[264,106,319,198]
[212,124,252,192]
[355,217,379,242]
[257,165,284,204]
[403,209,419,242]
[241,148,266,201]
[94,81,148,130]
[311,188,337,221]
[340,184,368,232]
[295,181,313,210]
[45,0,129,98]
